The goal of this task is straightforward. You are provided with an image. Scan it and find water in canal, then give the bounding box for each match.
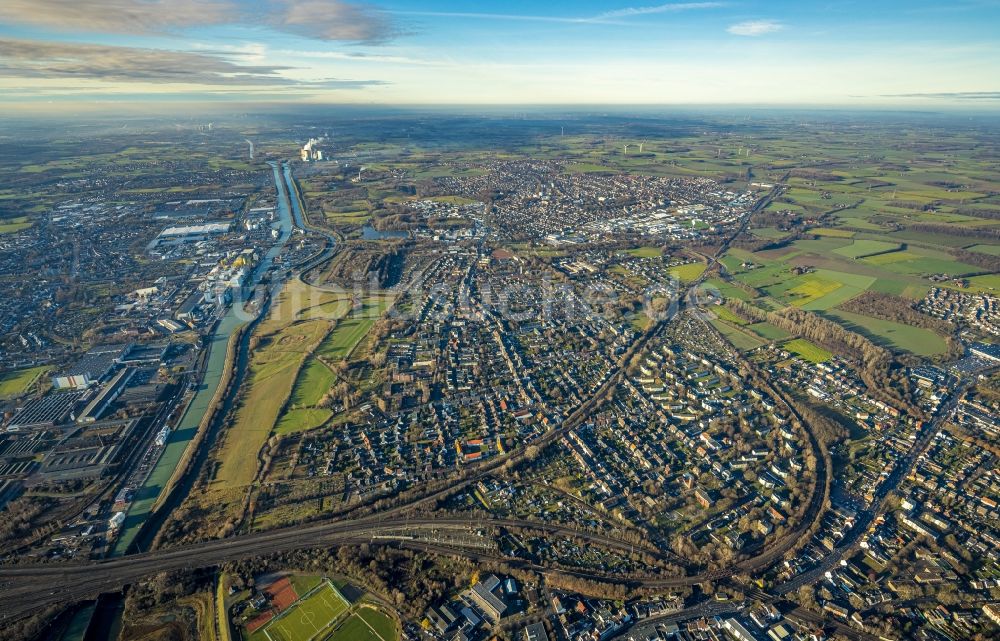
[111,162,294,555]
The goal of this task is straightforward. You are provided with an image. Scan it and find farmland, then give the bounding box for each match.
[824,310,949,356]
[831,240,901,260]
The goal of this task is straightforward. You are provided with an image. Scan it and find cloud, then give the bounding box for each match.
[274,0,399,43]
[394,3,723,25]
[596,3,726,19]
[879,91,1000,100]
[274,49,450,66]
[0,0,234,34]
[727,20,784,36]
[0,38,383,88]
[0,0,399,43]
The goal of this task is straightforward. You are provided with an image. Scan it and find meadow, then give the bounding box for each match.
[626,246,663,258]
[783,339,833,363]
[0,216,33,234]
[669,262,707,283]
[710,319,767,352]
[824,310,948,356]
[0,365,48,399]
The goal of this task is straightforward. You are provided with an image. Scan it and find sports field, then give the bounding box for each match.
[323,606,397,641]
[264,581,350,641]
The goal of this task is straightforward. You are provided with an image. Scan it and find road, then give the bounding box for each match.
[0,176,859,632]
[612,373,967,641]
[772,380,966,596]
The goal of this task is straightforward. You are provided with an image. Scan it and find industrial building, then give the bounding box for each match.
[76,367,135,423]
[53,344,130,390]
[7,390,88,431]
[300,137,326,162]
[467,574,508,623]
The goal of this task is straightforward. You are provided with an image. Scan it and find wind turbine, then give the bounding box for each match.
[623,144,630,156]
[639,140,647,153]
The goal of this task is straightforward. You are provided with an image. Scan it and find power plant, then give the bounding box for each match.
[300,137,326,162]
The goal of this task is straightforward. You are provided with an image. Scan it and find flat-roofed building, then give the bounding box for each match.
[468,575,508,623]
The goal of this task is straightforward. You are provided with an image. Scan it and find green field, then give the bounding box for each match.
[967,244,1000,257]
[751,227,789,240]
[764,269,876,311]
[955,274,1000,294]
[0,216,32,234]
[711,305,747,325]
[626,246,663,258]
[318,317,377,360]
[0,366,48,399]
[748,322,791,341]
[832,240,901,259]
[566,162,613,173]
[290,358,336,407]
[702,278,754,302]
[837,216,885,231]
[428,194,477,205]
[784,339,832,363]
[812,227,856,238]
[264,581,350,641]
[824,310,948,356]
[862,250,918,266]
[878,256,981,277]
[275,408,333,435]
[711,319,767,351]
[323,607,397,641]
[669,262,707,283]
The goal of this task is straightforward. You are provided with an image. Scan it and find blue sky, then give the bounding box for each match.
[0,0,998,108]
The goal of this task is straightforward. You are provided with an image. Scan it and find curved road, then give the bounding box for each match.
[0,179,841,629]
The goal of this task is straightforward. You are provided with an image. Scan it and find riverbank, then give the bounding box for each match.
[109,163,294,556]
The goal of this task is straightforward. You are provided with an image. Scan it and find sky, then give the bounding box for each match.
[0,0,999,109]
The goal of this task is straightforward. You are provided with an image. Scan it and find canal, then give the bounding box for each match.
[111,162,294,555]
